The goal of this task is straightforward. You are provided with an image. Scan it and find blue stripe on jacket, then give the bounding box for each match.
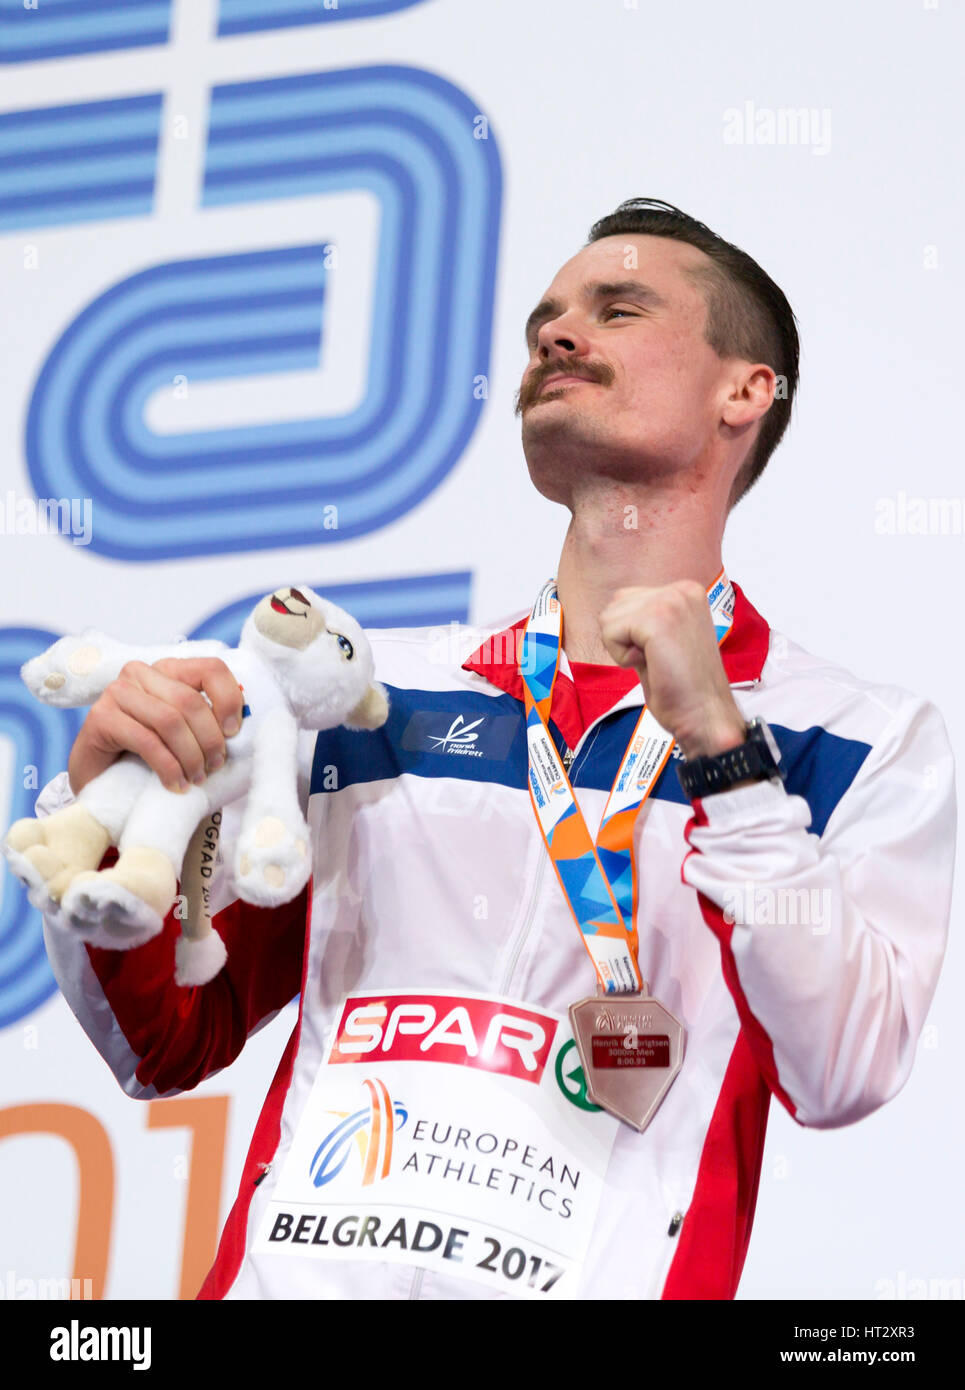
[310,683,872,839]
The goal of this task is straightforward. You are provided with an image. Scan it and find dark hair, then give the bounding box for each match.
[587,198,799,502]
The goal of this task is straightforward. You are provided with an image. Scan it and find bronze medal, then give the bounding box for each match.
[569,985,685,1133]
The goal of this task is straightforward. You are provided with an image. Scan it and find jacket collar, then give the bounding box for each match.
[461,582,770,700]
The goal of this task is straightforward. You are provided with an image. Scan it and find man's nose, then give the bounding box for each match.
[536,311,591,359]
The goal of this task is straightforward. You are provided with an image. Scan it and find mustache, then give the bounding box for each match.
[514,356,615,415]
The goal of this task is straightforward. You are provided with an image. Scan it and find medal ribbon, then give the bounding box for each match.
[520,572,735,994]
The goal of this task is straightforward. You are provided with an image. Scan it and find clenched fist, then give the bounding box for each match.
[598,581,747,759]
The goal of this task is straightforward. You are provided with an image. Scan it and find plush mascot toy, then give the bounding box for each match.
[2,586,388,986]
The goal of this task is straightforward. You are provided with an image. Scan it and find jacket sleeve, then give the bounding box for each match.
[680,695,956,1128]
[38,773,308,1099]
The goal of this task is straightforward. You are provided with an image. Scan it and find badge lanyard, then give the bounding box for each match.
[519,572,735,1130]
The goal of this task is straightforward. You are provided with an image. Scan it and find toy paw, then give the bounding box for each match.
[3,828,61,917]
[59,847,175,949]
[3,807,109,917]
[60,873,164,948]
[21,633,111,708]
[4,817,48,884]
[235,814,310,906]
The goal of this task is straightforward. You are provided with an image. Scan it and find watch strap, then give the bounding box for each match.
[677,717,785,800]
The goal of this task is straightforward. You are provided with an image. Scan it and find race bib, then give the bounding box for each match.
[253,989,621,1298]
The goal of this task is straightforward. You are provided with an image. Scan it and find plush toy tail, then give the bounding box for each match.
[174,811,227,987]
[175,926,227,989]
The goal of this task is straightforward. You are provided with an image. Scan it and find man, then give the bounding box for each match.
[38,199,955,1299]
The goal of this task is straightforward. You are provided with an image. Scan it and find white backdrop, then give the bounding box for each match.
[1,0,962,1300]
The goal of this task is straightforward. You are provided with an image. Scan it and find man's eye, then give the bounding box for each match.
[603,307,635,321]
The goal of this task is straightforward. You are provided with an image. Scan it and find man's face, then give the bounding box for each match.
[517,234,737,499]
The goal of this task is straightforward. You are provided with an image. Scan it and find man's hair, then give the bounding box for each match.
[586,198,799,503]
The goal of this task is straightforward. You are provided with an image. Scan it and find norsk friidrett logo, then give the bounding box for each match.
[401,709,519,761]
[310,1078,408,1189]
[428,714,485,755]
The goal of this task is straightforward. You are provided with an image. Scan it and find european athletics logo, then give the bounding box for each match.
[309,1078,408,1189]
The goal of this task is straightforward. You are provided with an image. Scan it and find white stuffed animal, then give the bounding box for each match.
[3,586,388,985]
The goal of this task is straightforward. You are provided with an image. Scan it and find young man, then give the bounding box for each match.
[39,200,955,1299]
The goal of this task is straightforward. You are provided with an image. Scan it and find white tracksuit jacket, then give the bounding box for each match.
[39,583,956,1300]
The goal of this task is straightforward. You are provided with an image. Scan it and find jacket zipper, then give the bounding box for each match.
[499,847,548,995]
[499,737,584,996]
[409,748,557,1300]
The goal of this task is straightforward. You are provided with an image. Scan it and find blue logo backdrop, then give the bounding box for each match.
[25,67,501,558]
[0,2,501,1026]
[0,630,84,1028]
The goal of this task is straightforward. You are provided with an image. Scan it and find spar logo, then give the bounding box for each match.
[310,1078,408,1189]
[329,994,558,1084]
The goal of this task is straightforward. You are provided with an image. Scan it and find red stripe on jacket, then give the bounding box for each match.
[197,885,314,1299]
[84,886,308,1095]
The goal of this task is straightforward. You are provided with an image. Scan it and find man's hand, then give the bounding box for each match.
[67,658,245,796]
[599,581,747,759]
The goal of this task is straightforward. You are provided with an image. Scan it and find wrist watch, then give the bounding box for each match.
[676,716,785,801]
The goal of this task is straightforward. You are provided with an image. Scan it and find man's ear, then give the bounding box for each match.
[344,682,389,730]
[721,363,776,430]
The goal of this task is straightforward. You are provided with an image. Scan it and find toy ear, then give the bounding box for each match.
[344,682,389,730]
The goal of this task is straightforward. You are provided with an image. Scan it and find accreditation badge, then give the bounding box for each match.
[252,989,621,1298]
